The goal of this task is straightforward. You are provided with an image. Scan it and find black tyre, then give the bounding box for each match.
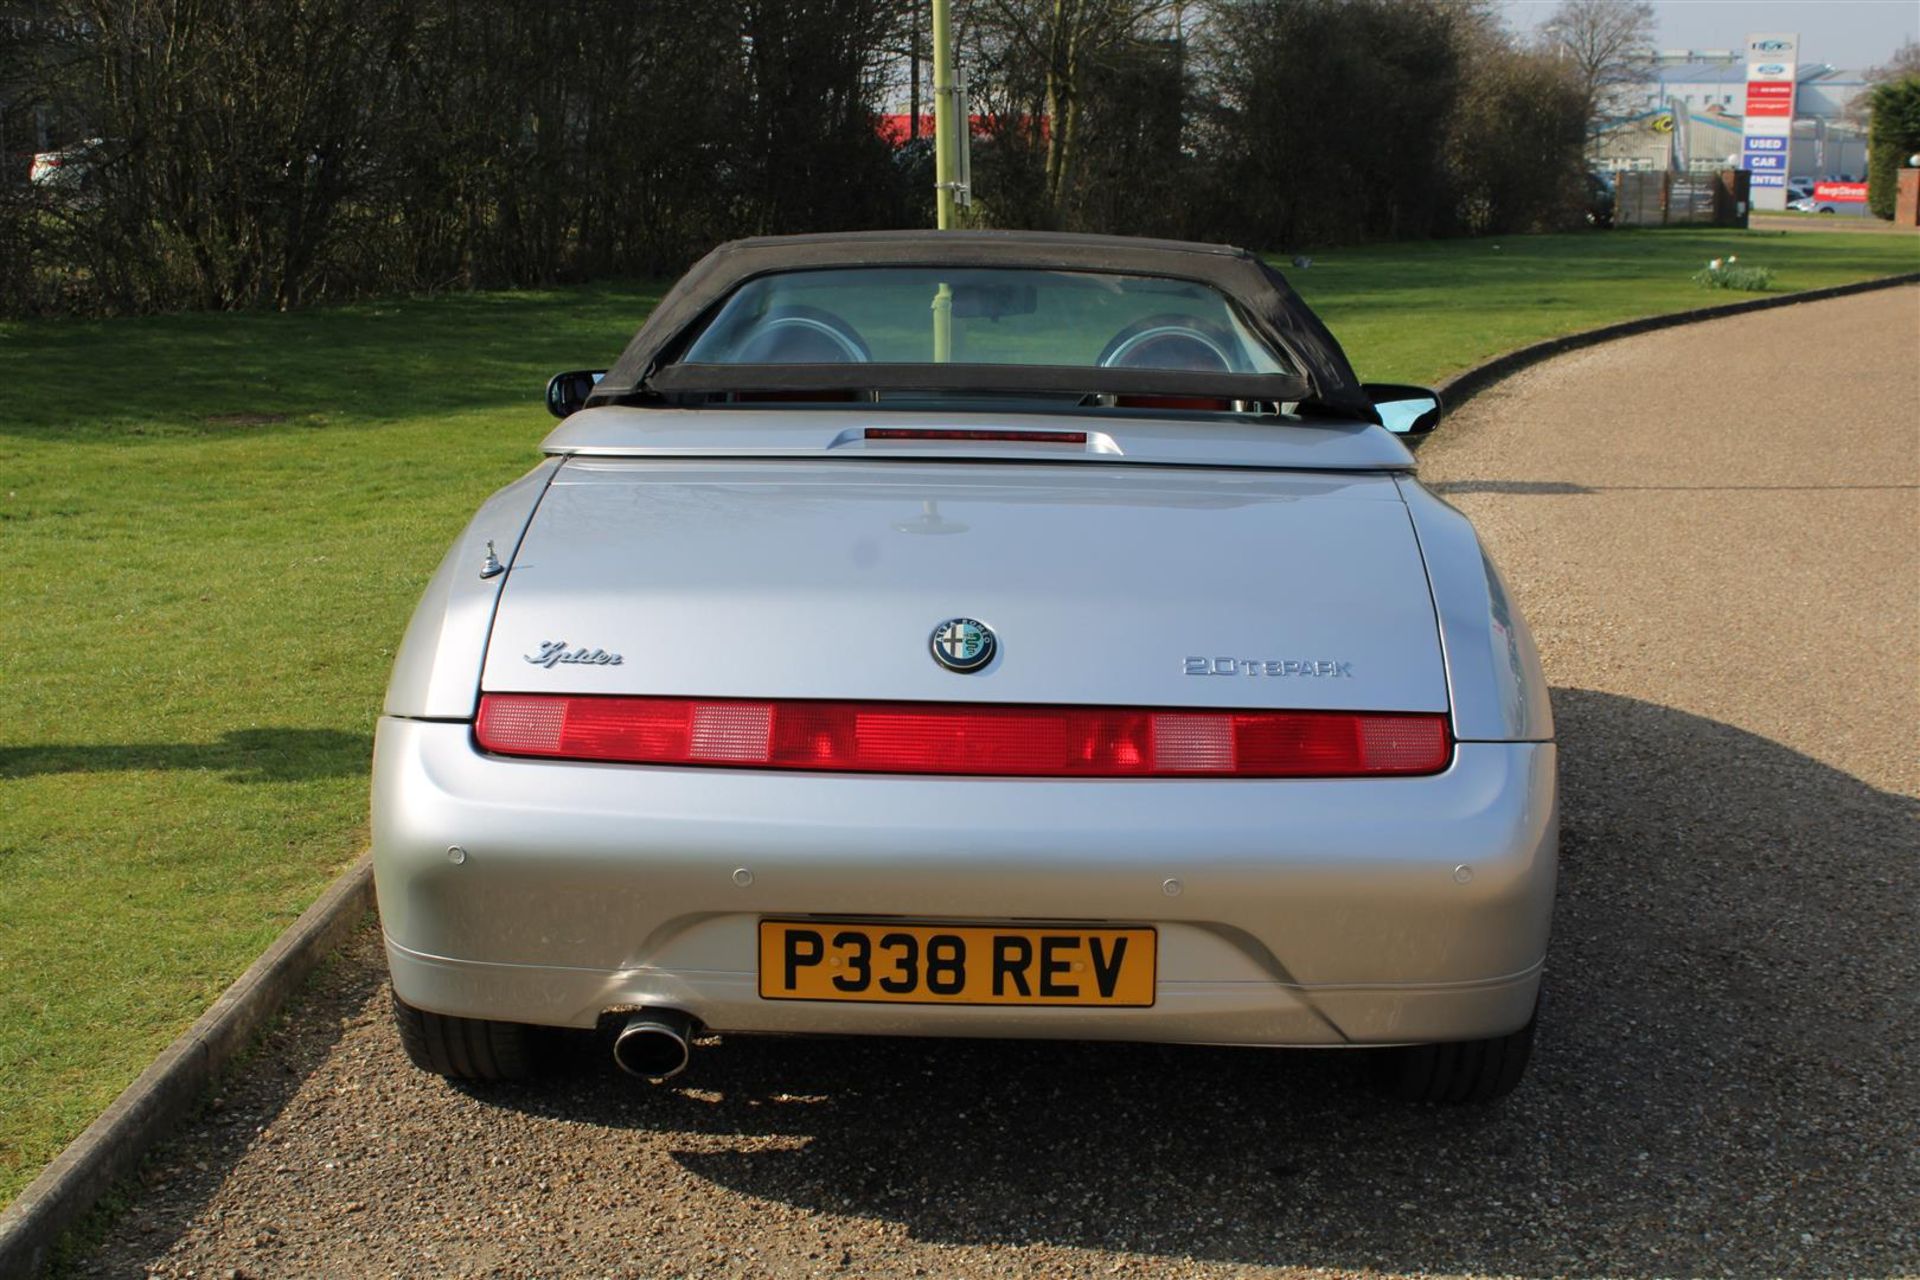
[391,992,534,1081]
[1377,1011,1536,1104]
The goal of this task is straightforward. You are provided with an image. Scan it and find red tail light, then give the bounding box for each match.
[476,696,1450,778]
[863,428,1087,444]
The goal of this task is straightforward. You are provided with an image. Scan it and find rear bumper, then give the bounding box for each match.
[372,717,1556,1046]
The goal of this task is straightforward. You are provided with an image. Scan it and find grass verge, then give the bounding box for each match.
[1287,224,1919,381]
[0,284,662,1205]
[2,226,1915,1207]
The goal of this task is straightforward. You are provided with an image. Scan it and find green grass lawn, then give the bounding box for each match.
[1288,224,1919,382]
[1,225,1915,1207]
[0,285,665,1204]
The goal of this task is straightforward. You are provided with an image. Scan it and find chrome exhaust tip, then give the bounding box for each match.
[612,1009,693,1081]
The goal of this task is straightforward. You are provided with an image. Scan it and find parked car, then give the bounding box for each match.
[1584,171,1615,228]
[1789,181,1871,216]
[28,139,101,190]
[374,231,1558,1104]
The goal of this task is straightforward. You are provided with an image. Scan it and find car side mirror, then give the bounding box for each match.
[546,369,606,419]
[1363,383,1442,447]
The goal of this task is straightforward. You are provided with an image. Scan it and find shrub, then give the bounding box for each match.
[1691,257,1773,292]
[1866,76,1920,220]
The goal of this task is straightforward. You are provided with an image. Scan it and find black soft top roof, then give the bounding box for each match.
[584,230,1373,420]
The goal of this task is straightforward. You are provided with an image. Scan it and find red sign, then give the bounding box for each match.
[876,114,1029,145]
[1745,81,1794,117]
[1813,181,1868,203]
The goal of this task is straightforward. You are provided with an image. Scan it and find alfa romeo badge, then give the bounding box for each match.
[930,617,996,673]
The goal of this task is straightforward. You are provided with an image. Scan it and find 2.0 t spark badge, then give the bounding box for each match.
[1184,656,1353,677]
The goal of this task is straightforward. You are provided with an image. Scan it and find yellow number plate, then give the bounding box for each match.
[758,920,1156,1007]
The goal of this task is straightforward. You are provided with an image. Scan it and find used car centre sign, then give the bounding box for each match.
[1742,33,1798,212]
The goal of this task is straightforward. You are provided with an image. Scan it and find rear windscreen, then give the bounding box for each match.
[679,267,1295,376]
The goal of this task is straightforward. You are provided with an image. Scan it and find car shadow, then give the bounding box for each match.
[0,282,664,440]
[1429,479,1915,496]
[451,687,1917,1277]
[1429,479,1596,496]
[0,728,369,783]
[76,689,1915,1278]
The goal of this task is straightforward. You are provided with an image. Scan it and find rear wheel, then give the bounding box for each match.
[391,992,534,1081]
[1377,1010,1536,1104]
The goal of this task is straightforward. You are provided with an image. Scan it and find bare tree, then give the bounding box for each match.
[0,0,1630,316]
[966,0,1177,220]
[1846,37,1920,129]
[1,0,913,314]
[1538,0,1653,143]
[1866,37,1920,85]
[1203,0,1478,246]
[1450,27,1590,234]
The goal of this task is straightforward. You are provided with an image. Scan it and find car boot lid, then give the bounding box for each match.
[481,459,1447,714]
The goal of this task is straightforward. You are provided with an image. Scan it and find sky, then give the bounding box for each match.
[1495,0,1920,70]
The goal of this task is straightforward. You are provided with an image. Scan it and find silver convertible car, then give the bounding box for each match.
[373,231,1556,1103]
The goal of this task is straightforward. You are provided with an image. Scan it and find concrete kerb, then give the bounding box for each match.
[2,267,1917,1280]
[1434,271,1920,411]
[0,854,375,1279]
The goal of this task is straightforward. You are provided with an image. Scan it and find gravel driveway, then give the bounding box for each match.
[74,287,1919,1279]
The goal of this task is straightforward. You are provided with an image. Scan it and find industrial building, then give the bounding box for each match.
[1594,49,1870,184]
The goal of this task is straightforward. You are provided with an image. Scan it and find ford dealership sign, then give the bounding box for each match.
[1743,32,1798,212]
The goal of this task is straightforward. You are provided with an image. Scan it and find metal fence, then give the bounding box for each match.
[1615,170,1752,228]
